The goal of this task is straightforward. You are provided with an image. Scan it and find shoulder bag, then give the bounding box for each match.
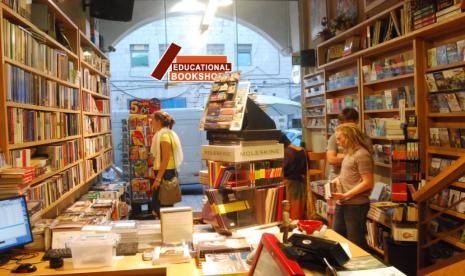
[159,133,182,205]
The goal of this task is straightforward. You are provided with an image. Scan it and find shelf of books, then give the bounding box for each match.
[422,27,465,263]
[316,1,465,71]
[324,62,360,138]
[0,1,113,221]
[303,71,326,131]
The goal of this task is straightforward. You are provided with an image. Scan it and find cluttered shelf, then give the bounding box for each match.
[318,8,465,69]
[6,102,81,114]
[83,111,111,117]
[3,58,80,89]
[26,159,83,189]
[8,135,81,150]
[305,93,325,98]
[1,4,78,60]
[38,181,87,217]
[307,104,325,108]
[306,126,326,130]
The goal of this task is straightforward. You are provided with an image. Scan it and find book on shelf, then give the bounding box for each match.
[426,67,465,92]
[26,164,83,209]
[83,115,111,134]
[343,36,360,57]
[7,107,80,144]
[3,19,77,84]
[429,127,465,148]
[362,51,414,82]
[429,157,455,177]
[364,85,415,110]
[326,95,359,114]
[4,64,80,110]
[85,150,112,179]
[315,199,327,219]
[326,67,357,90]
[82,68,110,96]
[364,118,404,139]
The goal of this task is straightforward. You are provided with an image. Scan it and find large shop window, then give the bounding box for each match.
[130,44,149,67]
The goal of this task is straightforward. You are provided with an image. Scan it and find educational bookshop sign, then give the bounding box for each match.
[151,43,232,82]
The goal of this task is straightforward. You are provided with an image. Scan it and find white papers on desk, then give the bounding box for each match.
[160,207,193,243]
[81,225,112,232]
[234,225,280,246]
[337,266,406,276]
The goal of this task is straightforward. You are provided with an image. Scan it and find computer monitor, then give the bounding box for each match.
[0,195,33,251]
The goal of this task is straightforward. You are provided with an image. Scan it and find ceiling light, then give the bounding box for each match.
[171,0,205,13]
[200,0,218,33]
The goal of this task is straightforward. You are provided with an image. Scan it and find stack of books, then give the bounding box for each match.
[436,0,464,23]
[0,167,35,197]
[412,0,437,30]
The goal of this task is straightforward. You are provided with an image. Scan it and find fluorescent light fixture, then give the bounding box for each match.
[171,0,205,13]
[200,0,218,33]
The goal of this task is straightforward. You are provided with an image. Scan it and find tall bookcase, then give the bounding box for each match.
[308,1,465,273]
[0,1,113,220]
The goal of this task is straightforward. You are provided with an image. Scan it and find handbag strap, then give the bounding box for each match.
[168,132,179,178]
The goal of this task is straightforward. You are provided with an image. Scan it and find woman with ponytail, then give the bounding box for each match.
[150,111,184,217]
[330,123,374,250]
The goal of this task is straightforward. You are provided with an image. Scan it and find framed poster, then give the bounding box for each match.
[310,0,327,40]
[337,0,358,20]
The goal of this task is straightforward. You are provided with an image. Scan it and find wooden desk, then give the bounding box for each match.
[1,230,368,276]
[2,254,199,276]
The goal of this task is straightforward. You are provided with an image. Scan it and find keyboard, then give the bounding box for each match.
[42,248,72,260]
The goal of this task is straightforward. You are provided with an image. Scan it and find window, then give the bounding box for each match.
[207,44,225,55]
[130,44,149,67]
[237,44,252,66]
[159,44,168,58]
[161,97,187,108]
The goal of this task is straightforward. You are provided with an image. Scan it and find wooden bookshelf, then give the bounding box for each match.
[305,93,325,98]
[427,147,465,156]
[84,130,112,138]
[82,88,111,99]
[27,160,82,188]
[4,58,80,89]
[428,112,465,118]
[8,135,81,150]
[81,60,109,78]
[307,104,325,108]
[452,182,465,189]
[0,1,113,219]
[6,102,81,114]
[432,234,465,251]
[430,204,465,220]
[305,115,325,118]
[306,126,325,130]
[1,4,79,60]
[304,82,324,89]
[364,107,416,114]
[325,85,358,94]
[83,111,111,117]
[426,60,465,73]
[364,73,414,86]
